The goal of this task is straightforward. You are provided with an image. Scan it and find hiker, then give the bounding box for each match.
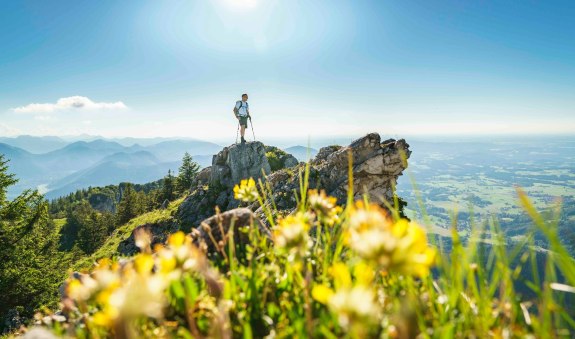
[233,93,250,143]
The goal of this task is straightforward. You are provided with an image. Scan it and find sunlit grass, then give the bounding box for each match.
[72,198,184,271]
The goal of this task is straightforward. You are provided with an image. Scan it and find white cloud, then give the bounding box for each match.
[34,115,55,121]
[12,96,128,113]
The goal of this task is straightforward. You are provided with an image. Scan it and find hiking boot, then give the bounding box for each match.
[241,137,246,143]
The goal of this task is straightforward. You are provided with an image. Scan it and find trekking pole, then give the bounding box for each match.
[249,116,255,141]
[236,122,240,144]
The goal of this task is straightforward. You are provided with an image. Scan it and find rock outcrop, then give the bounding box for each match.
[263,133,410,212]
[88,192,116,213]
[210,142,271,188]
[177,142,299,230]
[177,133,410,230]
[117,220,179,256]
[191,208,270,259]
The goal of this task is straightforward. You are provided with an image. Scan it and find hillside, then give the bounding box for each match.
[6,133,572,338]
[72,198,184,271]
[1,133,574,339]
[47,133,409,273]
[54,133,410,275]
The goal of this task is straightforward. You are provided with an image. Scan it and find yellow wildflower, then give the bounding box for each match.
[168,231,186,247]
[92,310,113,327]
[329,286,378,328]
[345,201,436,277]
[66,278,92,302]
[157,247,177,275]
[353,261,375,286]
[134,253,154,275]
[330,263,352,289]
[312,285,334,304]
[312,263,379,328]
[347,201,391,233]
[273,212,311,250]
[308,189,342,226]
[308,189,336,215]
[233,178,259,202]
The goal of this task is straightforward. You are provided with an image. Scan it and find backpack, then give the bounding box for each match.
[235,101,249,116]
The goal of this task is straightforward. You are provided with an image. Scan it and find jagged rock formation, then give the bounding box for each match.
[260,133,410,213]
[177,133,410,231]
[311,133,409,203]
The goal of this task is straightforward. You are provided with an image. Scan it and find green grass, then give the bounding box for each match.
[72,197,184,271]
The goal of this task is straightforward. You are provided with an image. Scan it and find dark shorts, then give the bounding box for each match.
[238,115,248,127]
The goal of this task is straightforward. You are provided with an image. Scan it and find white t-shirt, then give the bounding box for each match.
[235,100,249,116]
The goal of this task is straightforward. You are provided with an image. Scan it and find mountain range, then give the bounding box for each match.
[0,136,317,200]
[0,138,221,199]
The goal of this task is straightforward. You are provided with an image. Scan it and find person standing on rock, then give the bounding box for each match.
[233,93,251,143]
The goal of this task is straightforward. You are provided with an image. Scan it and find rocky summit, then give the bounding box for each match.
[177,132,410,230]
[116,133,410,260]
[209,141,271,188]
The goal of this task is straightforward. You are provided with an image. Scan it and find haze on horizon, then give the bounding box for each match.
[1,1,574,141]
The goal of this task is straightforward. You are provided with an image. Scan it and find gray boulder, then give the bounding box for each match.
[210,142,271,188]
[282,154,299,168]
[178,142,272,229]
[314,145,342,162]
[192,167,212,188]
[190,208,271,260]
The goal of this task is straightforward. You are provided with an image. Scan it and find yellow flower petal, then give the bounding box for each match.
[312,285,334,304]
[168,231,186,247]
[134,254,154,275]
[330,263,352,289]
[92,311,111,327]
[354,262,375,286]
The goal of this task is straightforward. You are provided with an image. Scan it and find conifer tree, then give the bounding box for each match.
[0,155,62,331]
[177,152,200,193]
[116,183,140,225]
[161,170,176,202]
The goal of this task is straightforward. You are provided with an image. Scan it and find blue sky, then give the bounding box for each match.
[0,0,574,141]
